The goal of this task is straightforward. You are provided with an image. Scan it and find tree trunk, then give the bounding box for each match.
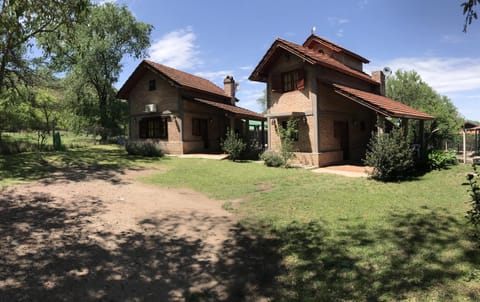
[99,95,108,143]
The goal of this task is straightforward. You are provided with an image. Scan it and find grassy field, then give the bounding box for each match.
[1,146,478,300]
[143,157,479,301]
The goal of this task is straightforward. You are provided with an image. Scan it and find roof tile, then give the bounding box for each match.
[333,84,433,120]
[194,98,265,120]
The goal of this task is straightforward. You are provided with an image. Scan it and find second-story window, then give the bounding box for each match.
[148,79,156,91]
[280,69,304,92]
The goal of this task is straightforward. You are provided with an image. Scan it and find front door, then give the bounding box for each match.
[334,121,349,160]
[199,119,209,149]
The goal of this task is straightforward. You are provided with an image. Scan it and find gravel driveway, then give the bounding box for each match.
[0,168,279,301]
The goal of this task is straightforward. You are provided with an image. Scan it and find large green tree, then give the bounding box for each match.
[386,70,463,149]
[0,0,88,93]
[45,3,152,141]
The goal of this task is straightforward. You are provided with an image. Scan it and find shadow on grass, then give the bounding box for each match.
[0,147,163,185]
[0,189,281,301]
[1,187,478,301]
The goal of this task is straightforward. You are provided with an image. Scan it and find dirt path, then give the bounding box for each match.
[0,168,279,301]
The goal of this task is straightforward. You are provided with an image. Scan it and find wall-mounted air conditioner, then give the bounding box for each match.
[144,104,157,113]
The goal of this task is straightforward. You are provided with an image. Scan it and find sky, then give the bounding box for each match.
[105,0,480,121]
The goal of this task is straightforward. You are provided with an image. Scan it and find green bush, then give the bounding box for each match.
[467,164,480,229]
[363,128,415,181]
[428,150,458,170]
[240,138,263,160]
[260,150,284,167]
[277,118,298,167]
[125,140,163,157]
[221,129,246,161]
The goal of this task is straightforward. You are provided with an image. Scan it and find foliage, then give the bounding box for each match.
[125,140,163,157]
[44,2,152,141]
[386,70,464,150]
[0,0,89,93]
[240,138,263,160]
[277,118,298,167]
[260,150,284,167]
[221,129,246,161]
[256,89,267,113]
[463,0,479,32]
[466,164,480,228]
[428,150,458,170]
[364,127,415,181]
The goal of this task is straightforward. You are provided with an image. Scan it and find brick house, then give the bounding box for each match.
[117,60,265,154]
[249,34,433,167]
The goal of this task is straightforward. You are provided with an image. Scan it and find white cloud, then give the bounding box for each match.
[441,35,465,44]
[148,27,202,69]
[358,0,368,9]
[328,17,350,26]
[239,65,253,71]
[336,29,345,37]
[377,57,480,93]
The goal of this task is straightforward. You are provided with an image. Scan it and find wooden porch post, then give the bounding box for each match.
[419,119,426,159]
[261,120,265,149]
[229,117,235,131]
[377,114,385,136]
[463,127,467,164]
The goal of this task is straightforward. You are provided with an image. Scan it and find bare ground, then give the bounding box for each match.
[0,168,280,301]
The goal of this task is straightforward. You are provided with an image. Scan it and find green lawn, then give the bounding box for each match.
[1,147,478,300]
[143,157,480,301]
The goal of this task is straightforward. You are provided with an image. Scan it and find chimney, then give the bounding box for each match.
[371,71,385,96]
[223,75,236,105]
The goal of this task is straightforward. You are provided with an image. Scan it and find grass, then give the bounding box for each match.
[1,147,479,300]
[0,145,160,186]
[143,158,480,301]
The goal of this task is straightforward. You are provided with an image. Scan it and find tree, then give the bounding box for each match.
[0,0,89,93]
[386,70,463,149]
[45,3,152,141]
[462,0,478,32]
[256,89,267,113]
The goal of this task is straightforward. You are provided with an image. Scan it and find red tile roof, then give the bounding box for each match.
[194,98,265,120]
[333,84,434,120]
[117,60,228,99]
[466,125,480,131]
[249,38,377,84]
[303,34,370,63]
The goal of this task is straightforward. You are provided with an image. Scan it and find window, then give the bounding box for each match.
[192,118,207,136]
[148,79,156,91]
[281,120,299,141]
[280,69,305,92]
[139,117,167,139]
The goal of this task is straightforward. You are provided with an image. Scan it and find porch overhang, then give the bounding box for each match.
[193,98,266,121]
[333,84,434,120]
[265,111,313,118]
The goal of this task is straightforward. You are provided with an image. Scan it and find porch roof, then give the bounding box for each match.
[333,84,434,120]
[466,125,480,132]
[193,98,266,120]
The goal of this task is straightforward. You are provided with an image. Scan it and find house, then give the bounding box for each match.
[117,60,265,154]
[249,34,433,167]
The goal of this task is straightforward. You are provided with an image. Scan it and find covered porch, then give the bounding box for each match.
[182,98,266,154]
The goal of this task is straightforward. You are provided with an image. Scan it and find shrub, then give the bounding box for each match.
[221,129,246,161]
[467,164,480,230]
[240,138,263,160]
[260,150,284,167]
[125,140,163,157]
[428,150,458,170]
[363,127,415,181]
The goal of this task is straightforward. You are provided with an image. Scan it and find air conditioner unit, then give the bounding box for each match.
[144,104,157,113]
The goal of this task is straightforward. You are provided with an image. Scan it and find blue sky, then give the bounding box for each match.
[107,0,480,121]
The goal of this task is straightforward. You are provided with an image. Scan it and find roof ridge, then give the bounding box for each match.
[143,60,228,98]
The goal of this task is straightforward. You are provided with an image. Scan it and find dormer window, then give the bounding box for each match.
[148,79,156,91]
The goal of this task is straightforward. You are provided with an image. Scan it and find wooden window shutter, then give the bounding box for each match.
[139,119,147,138]
[296,69,305,90]
[271,73,282,92]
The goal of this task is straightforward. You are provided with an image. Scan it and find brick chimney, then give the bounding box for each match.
[223,75,236,105]
[372,71,385,96]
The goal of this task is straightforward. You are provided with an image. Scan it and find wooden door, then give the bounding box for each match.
[334,121,349,160]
